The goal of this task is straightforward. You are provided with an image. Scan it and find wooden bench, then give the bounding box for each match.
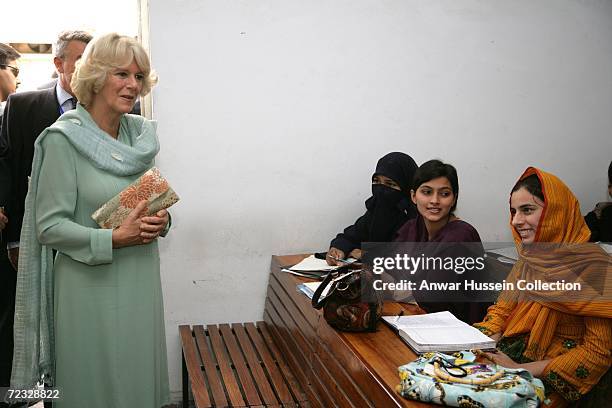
[179,322,310,407]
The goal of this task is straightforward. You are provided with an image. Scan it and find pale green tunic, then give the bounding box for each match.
[35,123,169,408]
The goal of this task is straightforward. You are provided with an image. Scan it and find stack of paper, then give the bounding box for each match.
[282,255,356,278]
[382,311,496,353]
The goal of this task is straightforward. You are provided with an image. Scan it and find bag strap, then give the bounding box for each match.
[311,271,335,309]
[311,264,355,309]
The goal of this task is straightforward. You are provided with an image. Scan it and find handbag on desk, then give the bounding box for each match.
[311,269,383,332]
[397,351,545,407]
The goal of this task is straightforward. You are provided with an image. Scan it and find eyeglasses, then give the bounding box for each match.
[0,64,19,78]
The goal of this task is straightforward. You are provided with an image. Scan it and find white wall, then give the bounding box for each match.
[149,0,612,398]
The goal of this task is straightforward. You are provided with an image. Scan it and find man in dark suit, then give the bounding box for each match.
[0,31,91,405]
[0,43,21,408]
[0,30,91,269]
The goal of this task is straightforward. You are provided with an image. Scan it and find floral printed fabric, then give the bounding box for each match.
[91,167,179,229]
[397,351,545,408]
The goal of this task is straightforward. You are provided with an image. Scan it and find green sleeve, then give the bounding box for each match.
[35,133,113,265]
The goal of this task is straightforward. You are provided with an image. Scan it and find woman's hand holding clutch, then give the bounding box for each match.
[112,200,155,248]
[140,209,169,243]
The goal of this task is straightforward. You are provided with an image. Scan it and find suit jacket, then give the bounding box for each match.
[0,87,60,242]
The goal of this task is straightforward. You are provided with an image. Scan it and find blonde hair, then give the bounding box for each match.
[72,33,158,107]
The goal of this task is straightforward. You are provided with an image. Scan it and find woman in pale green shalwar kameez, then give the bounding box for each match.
[11,34,170,407]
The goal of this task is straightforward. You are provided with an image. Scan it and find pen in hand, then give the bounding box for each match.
[327,254,349,264]
[395,310,405,322]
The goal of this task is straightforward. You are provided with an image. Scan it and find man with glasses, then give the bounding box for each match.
[0,43,20,122]
[0,32,90,408]
[0,42,21,408]
[0,40,20,247]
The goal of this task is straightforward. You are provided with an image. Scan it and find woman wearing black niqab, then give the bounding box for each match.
[326,152,418,265]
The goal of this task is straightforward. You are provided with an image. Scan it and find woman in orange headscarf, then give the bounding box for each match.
[474,167,611,407]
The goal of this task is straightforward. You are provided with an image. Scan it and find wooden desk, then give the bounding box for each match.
[263,254,431,408]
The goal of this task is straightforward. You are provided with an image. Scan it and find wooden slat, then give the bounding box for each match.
[310,349,355,408]
[269,271,362,405]
[269,270,319,329]
[256,322,308,405]
[270,281,356,407]
[272,255,371,408]
[244,322,295,405]
[297,354,336,408]
[263,314,319,408]
[232,323,279,406]
[219,324,263,406]
[193,325,228,407]
[272,266,371,407]
[266,291,336,408]
[336,306,431,407]
[266,288,313,369]
[207,324,245,407]
[270,281,354,407]
[179,325,212,408]
[268,274,318,345]
[270,273,372,408]
[264,307,322,408]
[263,303,307,379]
[314,338,373,408]
[316,301,405,407]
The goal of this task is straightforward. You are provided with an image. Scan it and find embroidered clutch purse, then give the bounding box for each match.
[91,167,180,229]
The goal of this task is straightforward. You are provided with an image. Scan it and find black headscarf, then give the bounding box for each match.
[366,152,418,241]
[330,152,419,254]
[374,152,418,193]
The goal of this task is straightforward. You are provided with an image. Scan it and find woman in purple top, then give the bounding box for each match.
[395,159,489,324]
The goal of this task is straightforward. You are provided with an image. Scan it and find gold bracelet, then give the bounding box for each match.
[433,361,505,385]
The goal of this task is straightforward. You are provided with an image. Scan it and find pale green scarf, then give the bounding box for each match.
[11,104,159,388]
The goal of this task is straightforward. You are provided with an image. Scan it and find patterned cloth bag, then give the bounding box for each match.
[91,167,179,228]
[397,351,545,407]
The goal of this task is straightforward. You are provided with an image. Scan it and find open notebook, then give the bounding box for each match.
[382,311,495,353]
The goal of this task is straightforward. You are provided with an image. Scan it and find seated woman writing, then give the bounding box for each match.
[326,152,418,265]
[474,167,611,407]
[395,159,488,324]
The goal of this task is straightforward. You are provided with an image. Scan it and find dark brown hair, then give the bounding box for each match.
[511,174,544,202]
[0,43,20,66]
[412,159,459,213]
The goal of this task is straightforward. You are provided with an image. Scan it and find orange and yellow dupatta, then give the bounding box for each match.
[496,167,611,360]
